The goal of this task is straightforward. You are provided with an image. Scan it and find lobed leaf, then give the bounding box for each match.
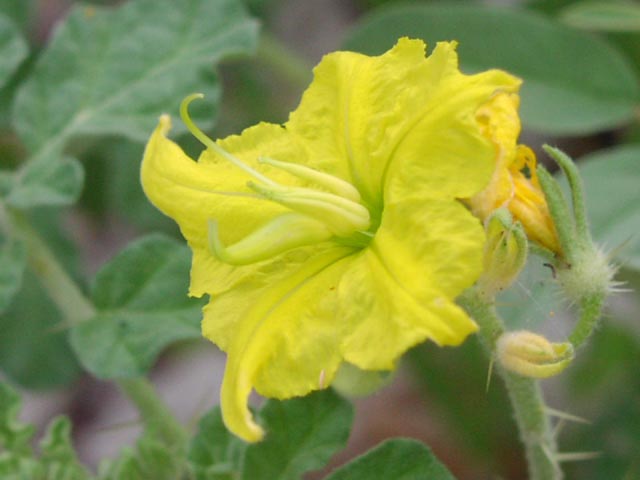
[189,391,354,480]
[38,417,92,480]
[242,389,353,480]
[12,0,259,162]
[0,383,34,455]
[324,439,456,480]
[70,234,205,378]
[344,4,640,134]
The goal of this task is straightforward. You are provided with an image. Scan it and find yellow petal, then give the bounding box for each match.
[202,242,331,352]
[219,247,353,442]
[141,116,314,297]
[469,93,521,218]
[338,196,482,370]
[288,38,521,211]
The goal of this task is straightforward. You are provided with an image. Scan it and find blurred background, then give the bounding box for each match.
[1,0,639,478]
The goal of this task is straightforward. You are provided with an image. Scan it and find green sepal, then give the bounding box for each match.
[538,147,615,350]
[542,145,590,243]
[536,163,576,263]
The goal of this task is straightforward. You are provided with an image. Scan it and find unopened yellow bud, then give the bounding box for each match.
[478,209,527,297]
[497,331,574,378]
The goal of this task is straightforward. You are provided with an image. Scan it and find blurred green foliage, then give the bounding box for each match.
[0,0,638,478]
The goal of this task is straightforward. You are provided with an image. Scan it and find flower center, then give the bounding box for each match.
[181,94,372,265]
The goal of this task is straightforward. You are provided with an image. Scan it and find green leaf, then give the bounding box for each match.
[560,1,640,32]
[324,439,456,480]
[0,383,34,455]
[575,145,640,270]
[70,234,205,378]
[344,4,640,134]
[0,239,26,314]
[97,436,185,480]
[0,13,27,89]
[188,406,244,480]
[0,385,91,479]
[0,269,81,389]
[13,0,259,161]
[0,383,39,479]
[5,155,84,208]
[242,389,353,480]
[39,417,91,480]
[0,171,13,197]
[0,0,36,33]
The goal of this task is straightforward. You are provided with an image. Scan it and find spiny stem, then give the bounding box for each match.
[461,287,561,480]
[1,204,188,449]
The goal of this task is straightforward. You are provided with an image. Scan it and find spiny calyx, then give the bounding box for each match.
[181,94,371,265]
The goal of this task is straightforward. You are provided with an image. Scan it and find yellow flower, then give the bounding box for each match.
[470,94,561,253]
[141,38,520,442]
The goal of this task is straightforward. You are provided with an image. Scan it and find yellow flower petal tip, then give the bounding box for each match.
[141,38,524,441]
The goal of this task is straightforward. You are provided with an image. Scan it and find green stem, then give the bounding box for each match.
[118,378,188,448]
[1,204,187,448]
[568,291,606,349]
[7,210,94,325]
[258,33,312,89]
[461,287,561,480]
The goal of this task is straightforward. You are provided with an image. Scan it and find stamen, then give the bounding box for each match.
[247,181,370,236]
[180,94,277,186]
[208,213,332,265]
[258,156,361,202]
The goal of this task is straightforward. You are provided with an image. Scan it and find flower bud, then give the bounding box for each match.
[497,330,574,378]
[478,208,527,297]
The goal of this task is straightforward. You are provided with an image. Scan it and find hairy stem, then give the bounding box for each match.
[461,287,561,480]
[568,291,606,350]
[1,205,187,448]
